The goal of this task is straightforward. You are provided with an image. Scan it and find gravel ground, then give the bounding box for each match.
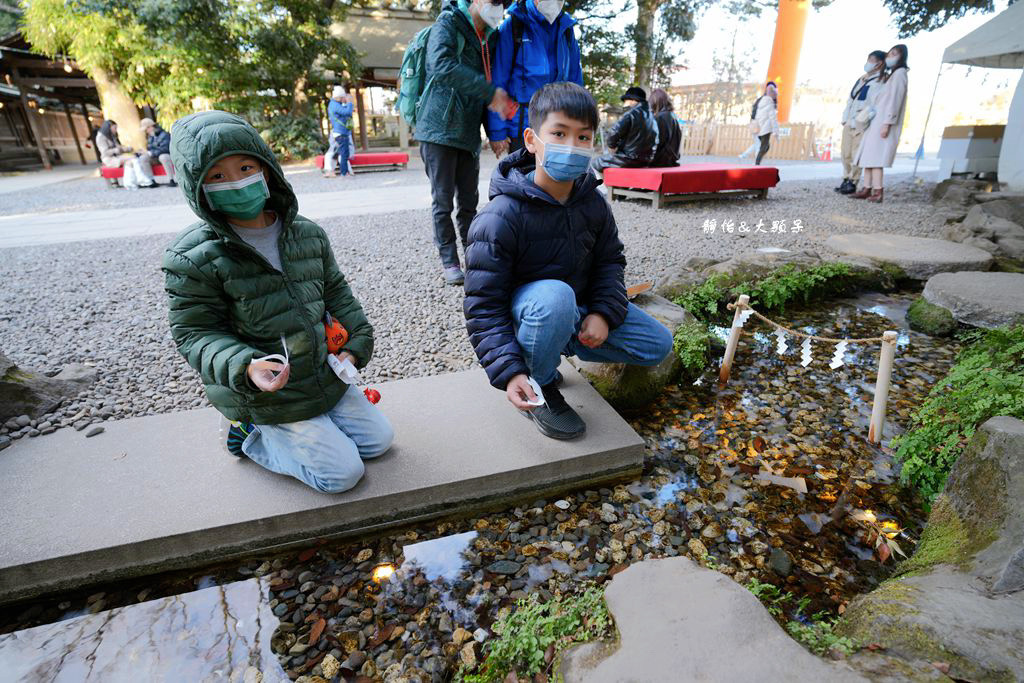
[0,175,947,441]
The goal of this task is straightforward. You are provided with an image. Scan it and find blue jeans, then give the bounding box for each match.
[324,131,351,176]
[511,279,674,386]
[241,388,393,493]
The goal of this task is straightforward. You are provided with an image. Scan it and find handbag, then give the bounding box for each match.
[855,107,875,126]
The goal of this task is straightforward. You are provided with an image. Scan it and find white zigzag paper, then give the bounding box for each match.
[829,341,848,369]
[774,327,788,355]
[737,309,754,327]
[800,338,813,367]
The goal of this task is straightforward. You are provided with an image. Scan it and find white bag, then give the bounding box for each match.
[122,159,141,189]
[854,107,875,127]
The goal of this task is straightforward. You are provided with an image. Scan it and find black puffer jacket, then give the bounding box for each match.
[464,150,628,390]
[607,101,658,163]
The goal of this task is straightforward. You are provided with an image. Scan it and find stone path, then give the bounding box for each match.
[0,361,642,604]
[559,556,866,682]
[824,233,993,279]
[922,272,1024,328]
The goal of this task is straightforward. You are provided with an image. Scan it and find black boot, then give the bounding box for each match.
[522,382,585,440]
[840,179,857,194]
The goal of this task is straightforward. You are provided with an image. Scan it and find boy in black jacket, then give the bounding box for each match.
[464,82,673,440]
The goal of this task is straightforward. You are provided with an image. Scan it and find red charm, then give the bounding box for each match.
[363,388,381,404]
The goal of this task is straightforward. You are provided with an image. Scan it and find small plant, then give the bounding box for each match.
[745,578,794,617]
[459,586,613,683]
[673,319,711,377]
[786,615,858,657]
[893,325,1024,502]
[739,262,854,312]
[675,275,727,321]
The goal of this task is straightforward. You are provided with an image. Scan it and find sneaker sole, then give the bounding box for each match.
[519,409,586,440]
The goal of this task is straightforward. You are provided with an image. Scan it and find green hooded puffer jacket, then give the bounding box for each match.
[162,110,372,425]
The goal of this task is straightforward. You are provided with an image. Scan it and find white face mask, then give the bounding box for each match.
[479,1,504,29]
[864,61,877,73]
[885,56,899,68]
[537,0,563,23]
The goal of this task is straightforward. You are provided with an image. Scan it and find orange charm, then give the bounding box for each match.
[324,314,349,353]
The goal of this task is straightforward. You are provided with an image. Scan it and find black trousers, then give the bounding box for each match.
[420,141,480,268]
[755,134,771,165]
[508,105,529,154]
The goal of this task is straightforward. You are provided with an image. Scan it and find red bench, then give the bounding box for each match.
[314,152,409,173]
[100,164,168,187]
[603,163,780,209]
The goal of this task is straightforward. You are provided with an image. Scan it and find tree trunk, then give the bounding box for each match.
[291,72,310,117]
[633,0,660,89]
[90,65,145,150]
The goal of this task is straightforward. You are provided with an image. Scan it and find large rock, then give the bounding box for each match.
[943,200,1024,260]
[570,294,693,410]
[838,417,1024,682]
[824,233,993,280]
[559,557,866,682]
[0,352,97,422]
[704,247,823,279]
[931,178,995,205]
[921,272,1024,329]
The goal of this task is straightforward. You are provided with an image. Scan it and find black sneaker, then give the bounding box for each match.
[168,179,178,188]
[226,421,255,457]
[839,179,857,195]
[522,383,586,440]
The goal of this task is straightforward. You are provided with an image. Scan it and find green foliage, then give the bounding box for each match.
[745,578,794,617]
[893,325,1024,502]
[882,0,995,37]
[257,112,324,161]
[786,617,858,657]
[460,587,613,683]
[673,319,711,377]
[673,263,862,325]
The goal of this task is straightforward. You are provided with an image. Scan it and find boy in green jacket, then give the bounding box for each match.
[162,111,392,493]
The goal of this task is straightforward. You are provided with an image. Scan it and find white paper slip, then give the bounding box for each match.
[253,334,289,375]
[525,376,546,406]
[328,355,361,384]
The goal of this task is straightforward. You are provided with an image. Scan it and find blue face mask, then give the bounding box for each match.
[538,140,595,182]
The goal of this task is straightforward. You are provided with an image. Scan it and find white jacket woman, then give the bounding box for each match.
[750,82,779,165]
[852,44,909,202]
[835,50,885,194]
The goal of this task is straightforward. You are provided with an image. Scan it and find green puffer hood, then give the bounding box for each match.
[170,110,298,234]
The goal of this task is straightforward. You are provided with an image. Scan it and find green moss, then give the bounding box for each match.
[993,256,1024,274]
[672,320,711,378]
[905,297,956,337]
[894,497,974,576]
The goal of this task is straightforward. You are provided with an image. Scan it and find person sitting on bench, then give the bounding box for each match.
[162,111,393,493]
[95,119,158,189]
[138,117,177,187]
[464,82,673,440]
[590,85,658,176]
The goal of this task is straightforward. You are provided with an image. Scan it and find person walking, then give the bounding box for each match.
[417,0,513,286]
[649,88,681,167]
[852,44,909,203]
[324,86,354,178]
[138,117,176,186]
[750,82,779,166]
[835,50,885,194]
[95,120,157,189]
[486,0,583,155]
[590,86,658,174]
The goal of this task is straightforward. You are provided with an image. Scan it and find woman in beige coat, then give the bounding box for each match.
[852,44,909,203]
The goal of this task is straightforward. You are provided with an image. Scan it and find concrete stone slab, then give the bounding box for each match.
[559,557,866,682]
[922,272,1024,329]
[0,361,642,604]
[824,233,993,279]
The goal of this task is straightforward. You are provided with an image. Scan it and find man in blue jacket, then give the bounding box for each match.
[487,0,583,155]
[465,83,673,440]
[324,85,354,177]
[139,117,176,186]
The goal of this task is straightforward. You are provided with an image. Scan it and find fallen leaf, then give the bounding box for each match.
[931,661,951,674]
[368,623,395,648]
[877,543,891,563]
[297,548,316,562]
[309,617,326,645]
[866,643,886,651]
[608,563,629,577]
[544,643,556,664]
[533,673,549,683]
[752,436,767,453]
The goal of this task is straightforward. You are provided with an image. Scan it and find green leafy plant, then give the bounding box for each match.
[745,578,794,617]
[460,587,613,683]
[673,319,711,377]
[893,325,1024,502]
[786,615,858,657]
[258,112,325,161]
[675,275,727,322]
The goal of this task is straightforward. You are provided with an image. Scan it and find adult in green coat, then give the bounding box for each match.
[162,110,392,493]
[416,0,512,286]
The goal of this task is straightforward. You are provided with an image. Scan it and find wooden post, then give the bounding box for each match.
[868,331,899,443]
[12,67,52,170]
[80,101,101,162]
[63,101,87,164]
[718,294,750,385]
[354,85,369,152]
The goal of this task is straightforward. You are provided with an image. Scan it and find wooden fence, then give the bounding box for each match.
[681,122,818,161]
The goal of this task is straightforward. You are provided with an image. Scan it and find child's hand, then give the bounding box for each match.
[506,374,538,411]
[247,359,290,392]
[578,313,609,349]
[336,351,356,366]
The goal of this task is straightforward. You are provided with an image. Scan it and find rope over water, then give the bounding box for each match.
[727,301,891,344]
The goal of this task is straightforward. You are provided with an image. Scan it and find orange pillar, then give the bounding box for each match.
[765,0,810,123]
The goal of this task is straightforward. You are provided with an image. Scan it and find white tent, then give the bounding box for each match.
[926,2,1024,189]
